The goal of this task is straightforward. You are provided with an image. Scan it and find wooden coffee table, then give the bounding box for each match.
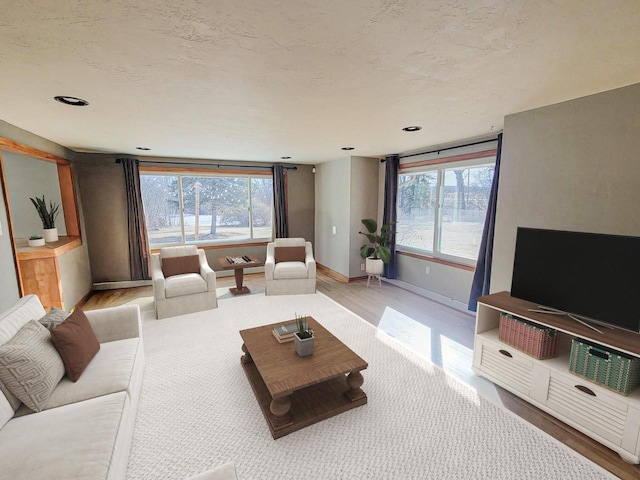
[239,317,368,439]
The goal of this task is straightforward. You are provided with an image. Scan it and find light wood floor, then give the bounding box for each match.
[83,272,639,479]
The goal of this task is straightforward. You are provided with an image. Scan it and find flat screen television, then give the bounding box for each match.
[511,227,640,333]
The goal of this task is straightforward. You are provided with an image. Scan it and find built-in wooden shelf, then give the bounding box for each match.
[16,236,82,311]
[17,236,81,260]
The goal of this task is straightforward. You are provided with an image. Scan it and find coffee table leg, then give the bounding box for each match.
[345,370,365,401]
[270,396,293,430]
[241,343,253,365]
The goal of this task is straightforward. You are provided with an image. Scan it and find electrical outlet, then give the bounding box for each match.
[425,266,430,275]
[332,225,337,235]
[361,263,365,271]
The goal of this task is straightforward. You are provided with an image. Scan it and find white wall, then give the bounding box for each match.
[492,82,640,293]
[3,151,67,238]
[314,157,351,276]
[0,184,19,311]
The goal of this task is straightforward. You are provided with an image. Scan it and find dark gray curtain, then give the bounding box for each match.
[121,158,150,280]
[383,154,399,279]
[273,163,288,238]
[468,133,503,311]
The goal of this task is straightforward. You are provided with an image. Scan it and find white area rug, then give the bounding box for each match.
[126,293,613,479]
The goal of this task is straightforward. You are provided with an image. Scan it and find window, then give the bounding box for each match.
[396,159,495,264]
[140,173,273,247]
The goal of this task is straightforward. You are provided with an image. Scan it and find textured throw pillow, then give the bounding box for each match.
[162,254,201,277]
[0,320,65,412]
[50,309,100,382]
[38,307,70,331]
[274,246,306,263]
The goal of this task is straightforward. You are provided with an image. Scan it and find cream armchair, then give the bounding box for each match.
[265,238,316,295]
[151,245,218,319]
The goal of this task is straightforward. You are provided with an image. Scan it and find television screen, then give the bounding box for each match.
[511,227,640,333]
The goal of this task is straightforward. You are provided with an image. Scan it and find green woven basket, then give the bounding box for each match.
[569,338,640,395]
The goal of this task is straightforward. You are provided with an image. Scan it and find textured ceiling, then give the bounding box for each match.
[1,1,639,164]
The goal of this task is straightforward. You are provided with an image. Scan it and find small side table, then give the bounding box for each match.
[217,256,263,295]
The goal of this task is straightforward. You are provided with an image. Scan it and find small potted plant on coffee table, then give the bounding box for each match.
[294,314,314,357]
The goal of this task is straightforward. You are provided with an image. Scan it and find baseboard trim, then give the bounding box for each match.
[382,278,472,314]
[93,280,153,290]
[316,263,349,283]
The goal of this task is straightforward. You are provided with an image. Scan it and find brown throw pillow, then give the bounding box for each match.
[162,254,201,277]
[274,246,306,263]
[50,309,100,382]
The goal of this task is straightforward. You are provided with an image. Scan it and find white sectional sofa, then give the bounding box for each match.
[0,295,144,480]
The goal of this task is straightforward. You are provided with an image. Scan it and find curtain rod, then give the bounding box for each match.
[115,158,297,170]
[381,137,498,162]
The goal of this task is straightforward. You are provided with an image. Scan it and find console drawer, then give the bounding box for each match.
[546,371,628,446]
[478,337,533,396]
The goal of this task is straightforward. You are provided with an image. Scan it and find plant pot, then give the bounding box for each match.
[294,332,314,357]
[43,227,58,243]
[28,237,45,247]
[365,257,384,275]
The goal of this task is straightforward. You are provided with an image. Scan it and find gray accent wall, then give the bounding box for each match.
[74,153,316,283]
[287,165,315,242]
[492,82,640,293]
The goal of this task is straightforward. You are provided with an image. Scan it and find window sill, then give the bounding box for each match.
[150,240,269,253]
[397,250,475,272]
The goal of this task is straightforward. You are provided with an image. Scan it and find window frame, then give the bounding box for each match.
[396,155,496,267]
[140,168,274,249]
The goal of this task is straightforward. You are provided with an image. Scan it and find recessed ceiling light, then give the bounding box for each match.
[402,126,422,132]
[341,147,355,151]
[281,156,291,159]
[54,96,89,106]
[136,147,151,151]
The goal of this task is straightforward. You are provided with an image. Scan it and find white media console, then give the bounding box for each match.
[472,291,640,464]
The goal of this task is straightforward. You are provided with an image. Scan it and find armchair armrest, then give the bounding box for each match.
[265,251,275,280]
[84,304,141,344]
[151,254,166,300]
[198,250,217,291]
[305,242,316,278]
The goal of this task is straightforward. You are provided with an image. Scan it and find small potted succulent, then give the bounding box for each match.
[28,234,45,247]
[30,195,60,242]
[293,313,314,357]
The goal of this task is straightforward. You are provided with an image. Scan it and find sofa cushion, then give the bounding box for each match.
[51,309,100,382]
[273,262,309,280]
[274,246,306,263]
[0,320,65,412]
[0,294,46,346]
[38,307,70,331]
[0,391,132,480]
[165,273,208,298]
[14,337,143,416]
[162,254,200,277]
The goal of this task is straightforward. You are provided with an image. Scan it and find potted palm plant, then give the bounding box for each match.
[30,195,60,242]
[359,218,395,277]
[293,314,314,357]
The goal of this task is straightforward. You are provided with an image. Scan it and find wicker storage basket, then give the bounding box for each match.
[498,313,559,359]
[569,338,640,395]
